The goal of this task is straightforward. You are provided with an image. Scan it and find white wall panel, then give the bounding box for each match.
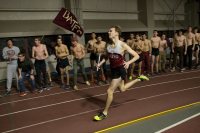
[83,12,138,20]
[82,0,138,20]
[82,0,137,12]
[0,12,58,20]
[153,0,186,20]
[0,0,64,9]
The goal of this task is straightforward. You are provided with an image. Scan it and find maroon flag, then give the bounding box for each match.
[53,8,84,37]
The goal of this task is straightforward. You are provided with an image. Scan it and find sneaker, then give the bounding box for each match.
[31,89,37,94]
[38,89,43,93]
[171,68,175,72]
[103,80,109,84]
[73,85,79,90]
[94,112,107,121]
[97,81,103,86]
[19,92,27,97]
[60,84,66,89]
[64,85,70,90]
[86,81,91,86]
[180,68,185,72]
[48,82,54,87]
[4,90,11,96]
[137,75,149,81]
[42,86,47,90]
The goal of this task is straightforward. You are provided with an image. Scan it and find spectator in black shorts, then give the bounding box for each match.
[151,30,161,75]
[86,32,97,82]
[55,38,70,90]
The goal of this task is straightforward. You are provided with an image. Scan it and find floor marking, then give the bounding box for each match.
[95,102,200,133]
[0,76,200,117]
[2,89,200,133]
[155,112,200,133]
[1,69,199,105]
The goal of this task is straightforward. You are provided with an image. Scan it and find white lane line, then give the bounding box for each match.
[1,70,200,106]
[155,112,200,133]
[1,69,200,105]
[0,76,200,117]
[1,69,199,95]
[0,84,108,106]
[2,86,200,133]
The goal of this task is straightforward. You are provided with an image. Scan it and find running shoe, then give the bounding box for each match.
[4,90,11,96]
[86,81,91,86]
[19,92,27,97]
[73,85,79,90]
[137,75,149,81]
[94,112,107,121]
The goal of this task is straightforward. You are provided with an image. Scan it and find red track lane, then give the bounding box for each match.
[0,70,200,133]
[163,116,200,133]
[0,70,199,104]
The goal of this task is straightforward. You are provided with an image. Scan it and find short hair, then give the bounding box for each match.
[111,25,122,36]
[18,52,25,56]
[57,35,62,39]
[71,36,78,42]
[6,38,13,43]
[193,27,199,31]
[34,37,41,41]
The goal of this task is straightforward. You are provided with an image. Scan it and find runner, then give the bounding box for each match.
[93,26,149,121]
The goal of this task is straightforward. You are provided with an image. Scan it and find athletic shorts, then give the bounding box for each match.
[194,44,199,51]
[152,48,159,56]
[58,58,70,68]
[110,66,126,80]
[90,52,97,60]
[135,53,143,64]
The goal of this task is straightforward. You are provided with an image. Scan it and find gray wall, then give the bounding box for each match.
[0,0,199,37]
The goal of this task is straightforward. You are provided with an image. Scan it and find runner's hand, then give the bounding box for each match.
[123,61,130,69]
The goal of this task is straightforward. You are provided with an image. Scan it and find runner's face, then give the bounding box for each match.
[142,35,146,39]
[57,39,62,45]
[7,40,13,48]
[130,34,134,39]
[91,33,96,39]
[18,55,25,62]
[162,35,166,39]
[153,31,158,36]
[136,35,140,40]
[34,39,40,45]
[71,41,77,46]
[97,37,102,42]
[188,27,192,32]
[108,28,117,39]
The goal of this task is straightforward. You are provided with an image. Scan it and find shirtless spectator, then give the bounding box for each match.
[129,34,143,79]
[55,38,70,90]
[184,26,195,69]
[193,27,200,68]
[141,34,151,75]
[171,30,187,72]
[151,30,161,75]
[71,37,90,90]
[94,36,107,85]
[32,37,49,92]
[127,33,136,77]
[86,32,97,82]
[159,34,168,73]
